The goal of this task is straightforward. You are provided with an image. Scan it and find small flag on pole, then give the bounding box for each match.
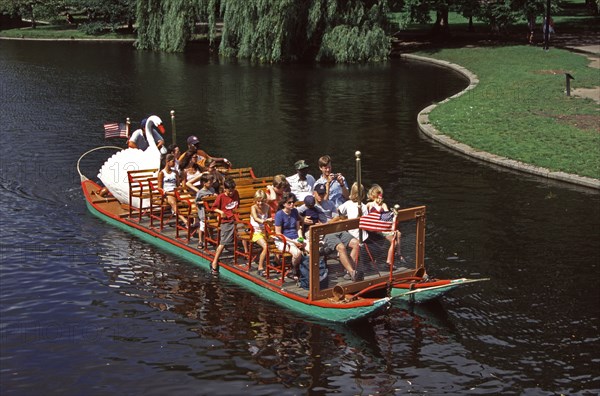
[104,122,128,139]
[359,211,395,232]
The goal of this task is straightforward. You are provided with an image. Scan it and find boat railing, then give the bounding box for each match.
[305,206,426,301]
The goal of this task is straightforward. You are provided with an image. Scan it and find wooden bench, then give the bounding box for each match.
[224,167,257,180]
[127,169,158,222]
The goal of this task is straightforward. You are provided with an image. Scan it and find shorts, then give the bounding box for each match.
[323,231,355,254]
[274,238,303,260]
[252,231,266,243]
[219,222,235,245]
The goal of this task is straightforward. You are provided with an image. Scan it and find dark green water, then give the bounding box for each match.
[1,40,598,395]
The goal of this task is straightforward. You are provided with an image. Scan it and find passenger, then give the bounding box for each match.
[302,183,363,282]
[183,135,231,169]
[158,154,187,226]
[274,192,304,280]
[286,159,315,201]
[128,117,166,153]
[166,144,181,172]
[315,155,349,208]
[250,190,272,277]
[299,195,325,235]
[180,152,202,193]
[311,183,337,220]
[366,184,402,267]
[266,174,291,216]
[195,174,216,249]
[203,158,226,193]
[209,178,240,275]
[337,182,368,242]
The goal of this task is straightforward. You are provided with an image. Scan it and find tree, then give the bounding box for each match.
[68,0,136,31]
[0,0,64,28]
[135,0,391,63]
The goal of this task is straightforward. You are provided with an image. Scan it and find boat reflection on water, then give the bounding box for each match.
[97,236,461,390]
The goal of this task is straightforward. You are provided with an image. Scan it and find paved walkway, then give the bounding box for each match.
[403,50,600,190]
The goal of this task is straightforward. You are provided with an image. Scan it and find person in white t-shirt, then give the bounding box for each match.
[287,159,315,201]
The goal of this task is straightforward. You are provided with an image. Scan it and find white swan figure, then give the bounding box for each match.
[97,115,165,207]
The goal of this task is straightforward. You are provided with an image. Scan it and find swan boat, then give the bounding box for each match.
[77,123,487,323]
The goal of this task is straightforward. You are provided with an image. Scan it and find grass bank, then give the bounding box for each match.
[0,24,135,40]
[417,45,599,179]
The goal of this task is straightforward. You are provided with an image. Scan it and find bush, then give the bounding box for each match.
[78,21,107,35]
[317,25,390,62]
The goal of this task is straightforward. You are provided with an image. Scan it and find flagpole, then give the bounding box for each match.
[170,110,176,146]
[355,150,363,244]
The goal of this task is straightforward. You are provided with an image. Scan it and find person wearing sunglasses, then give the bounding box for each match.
[274,192,304,280]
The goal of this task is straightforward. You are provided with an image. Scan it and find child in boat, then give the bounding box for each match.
[250,190,272,277]
[299,194,326,235]
[209,178,240,275]
[195,173,216,249]
[366,184,401,267]
[204,158,226,193]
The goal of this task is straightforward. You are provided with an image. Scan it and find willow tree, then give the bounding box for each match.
[136,0,391,63]
[135,0,196,52]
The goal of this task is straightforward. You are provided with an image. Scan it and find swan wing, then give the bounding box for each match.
[97,147,161,207]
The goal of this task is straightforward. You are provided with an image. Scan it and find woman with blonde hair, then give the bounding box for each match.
[250,189,272,276]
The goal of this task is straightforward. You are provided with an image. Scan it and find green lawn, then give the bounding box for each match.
[0,24,134,40]
[417,45,600,179]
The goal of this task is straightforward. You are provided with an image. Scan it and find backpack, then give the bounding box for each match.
[299,255,328,290]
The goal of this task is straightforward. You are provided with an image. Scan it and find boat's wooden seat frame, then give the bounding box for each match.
[147,178,173,231]
[175,189,198,244]
[127,168,158,222]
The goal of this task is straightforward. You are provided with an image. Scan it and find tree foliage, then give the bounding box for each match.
[0,0,136,30]
[135,0,391,62]
[394,0,554,33]
[135,0,195,52]
[0,0,64,28]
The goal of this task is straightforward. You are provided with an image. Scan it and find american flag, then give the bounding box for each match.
[104,122,128,139]
[359,211,395,232]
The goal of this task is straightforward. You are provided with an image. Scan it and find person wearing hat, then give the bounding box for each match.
[128,117,166,153]
[180,135,230,169]
[286,159,315,201]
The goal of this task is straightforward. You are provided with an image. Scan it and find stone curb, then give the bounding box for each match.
[402,53,600,191]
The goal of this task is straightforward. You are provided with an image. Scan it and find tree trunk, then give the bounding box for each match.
[30,5,36,29]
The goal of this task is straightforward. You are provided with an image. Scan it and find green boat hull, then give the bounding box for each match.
[85,200,389,323]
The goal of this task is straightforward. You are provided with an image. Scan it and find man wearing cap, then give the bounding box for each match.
[287,160,315,201]
[128,117,166,153]
[181,135,231,169]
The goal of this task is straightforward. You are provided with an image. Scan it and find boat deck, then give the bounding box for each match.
[89,186,414,301]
